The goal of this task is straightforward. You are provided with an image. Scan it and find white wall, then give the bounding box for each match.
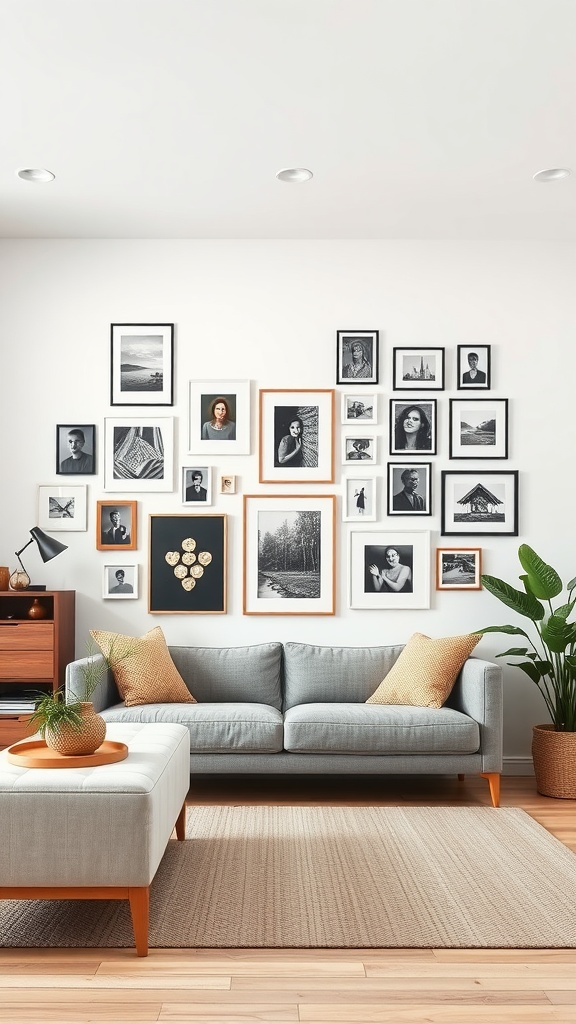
[1,239,574,761]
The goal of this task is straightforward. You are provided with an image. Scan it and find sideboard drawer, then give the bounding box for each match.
[0,716,35,746]
[0,623,54,651]
[0,651,54,680]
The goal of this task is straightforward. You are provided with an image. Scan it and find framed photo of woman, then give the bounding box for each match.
[336,330,379,385]
[343,477,377,522]
[259,389,335,484]
[389,400,437,456]
[349,530,430,609]
[188,380,251,455]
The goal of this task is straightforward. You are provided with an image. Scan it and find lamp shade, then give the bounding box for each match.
[29,527,68,562]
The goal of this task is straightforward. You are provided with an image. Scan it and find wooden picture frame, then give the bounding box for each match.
[97,500,137,550]
[110,323,174,406]
[259,389,335,484]
[441,470,519,536]
[436,547,482,590]
[149,513,226,614]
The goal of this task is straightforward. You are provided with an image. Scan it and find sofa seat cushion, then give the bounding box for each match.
[102,702,283,753]
[283,703,480,755]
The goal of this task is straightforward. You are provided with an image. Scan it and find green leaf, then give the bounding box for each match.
[567,576,576,592]
[495,647,529,657]
[518,545,563,600]
[565,656,576,671]
[533,660,553,676]
[481,575,545,621]
[476,624,531,638]
[516,661,542,684]
[541,615,573,654]
[554,600,576,620]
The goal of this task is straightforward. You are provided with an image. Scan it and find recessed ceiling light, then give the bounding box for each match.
[17,168,55,183]
[533,167,571,183]
[276,167,313,183]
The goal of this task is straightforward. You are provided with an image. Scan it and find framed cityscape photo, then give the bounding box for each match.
[97,500,137,550]
[343,476,377,522]
[436,547,482,591]
[38,485,87,532]
[392,347,445,391]
[188,379,251,455]
[457,345,491,390]
[441,470,518,536]
[336,330,379,385]
[259,389,335,484]
[387,463,431,516]
[110,323,174,406]
[182,466,213,506]
[341,392,377,425]
[149,513,227,614]
[243,494,336,615]
[342,434,376,465]
[449,398,508,459]
[349,530,430,610]
[103,564,138,600]
[56,424,96,476]
[104,417,174,491]
[389,400,437,456]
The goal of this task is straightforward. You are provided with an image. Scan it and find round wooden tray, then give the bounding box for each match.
[6,739,129,769]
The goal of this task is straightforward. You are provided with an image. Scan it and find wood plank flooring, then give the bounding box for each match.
[1,773,576,1023]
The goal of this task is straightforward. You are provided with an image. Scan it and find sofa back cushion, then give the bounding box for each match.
[283,642,405,710]
[168,642,283,709]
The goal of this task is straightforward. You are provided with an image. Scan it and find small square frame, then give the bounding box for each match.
[389,400,437,456]
[56,424,96,476]
[341,392,377,425]
[441,470,519,536]
[343,477,377,522]
[392,347,445,390]
[342,434,377,465]
[182,466,213,505]
[387,463,432,516]
[38,485,87,532]
[336,330,379,385]
[102,564,138,599]
[449,398,508,459]
[349,530,430,609]
[436,547,482,590]
[457,345,491,390]
[220,475,237,494]
[110,323,174,406]
[97,500,137,550]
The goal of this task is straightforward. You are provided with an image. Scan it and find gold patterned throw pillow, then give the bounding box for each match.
[366,632,481,708]
[90,626,196,707]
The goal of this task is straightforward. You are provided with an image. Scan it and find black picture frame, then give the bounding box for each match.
[441,470,518,536]
[56,424,96,476]
[449,398,508,460]
[392,347,445,391]
[336,330,379,385]
[387,462,432,516]
[149,513,226,614]
[457,345,491,390]
[389,400,437,456]
[110,323,174,406]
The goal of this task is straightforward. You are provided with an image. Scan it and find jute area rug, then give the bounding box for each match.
[2,805,576,949]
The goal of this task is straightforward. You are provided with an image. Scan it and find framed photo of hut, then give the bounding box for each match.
[436,547,482,591]
[259,389,335,484]
[441,470,518,536]
[449,399,508,459]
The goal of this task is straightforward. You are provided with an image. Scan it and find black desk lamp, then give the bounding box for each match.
[10,528,68,591]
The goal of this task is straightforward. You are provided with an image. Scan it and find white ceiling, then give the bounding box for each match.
[2,0,576,239]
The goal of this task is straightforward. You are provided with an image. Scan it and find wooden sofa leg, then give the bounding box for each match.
[457,774,465,781]
[175,800,187,841]
[480,772,501,807]
[129,886,150,957]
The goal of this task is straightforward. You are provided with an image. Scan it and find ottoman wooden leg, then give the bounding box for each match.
[480,772,501,807]
[129,886,150,956]
[175,799,187,840]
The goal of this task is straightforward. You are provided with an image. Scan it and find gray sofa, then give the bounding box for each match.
[66,641,503,804]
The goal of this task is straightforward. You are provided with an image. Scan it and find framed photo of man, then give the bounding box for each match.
[56,424,96,476]
[97,501,137,551]
[387,463,431,516]
[103,564,138,599]
[457,345,491,390]
[336,330,379,385]
[182,466,213,505]
[259,389,335,484]
[349,530,430,610]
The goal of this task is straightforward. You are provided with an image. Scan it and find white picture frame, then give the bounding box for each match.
[37,485,87,532]
[104,417,174,492]
[102,563,138,599]
[342,434,376,466]
[259,389,335,484]
[181,466,213,505]
[449,399,508,460]
[349,530,431,609]
[340,392,377,425]
[342,477,377,522]
[188,379,251,455]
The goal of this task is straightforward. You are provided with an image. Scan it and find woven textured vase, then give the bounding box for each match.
[532,724,576,799]
[46,702,106,756]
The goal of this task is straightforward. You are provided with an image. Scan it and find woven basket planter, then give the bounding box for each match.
[46,702,106,756]
[532,724,576,799]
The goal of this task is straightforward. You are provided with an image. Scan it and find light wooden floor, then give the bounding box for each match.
[1,773,576,1024]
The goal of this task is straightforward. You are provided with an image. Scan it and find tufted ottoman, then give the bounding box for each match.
[0,722,190,956]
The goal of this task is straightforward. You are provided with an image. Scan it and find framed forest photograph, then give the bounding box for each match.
[441,470,518,536]
[349,530,430,610]
[110,323,174,406]
[259,389,334,484]
[149,513,227,614]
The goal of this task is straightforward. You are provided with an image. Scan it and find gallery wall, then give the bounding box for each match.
[1,238,575,765]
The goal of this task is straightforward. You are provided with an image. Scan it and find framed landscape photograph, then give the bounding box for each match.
[342,434,376,465]
[110,323,174,406]
[441,470,519,536]
[182,466,213,505]
[149,513,227,614]
[436,547,482,591]
[104,417,174,491]
[243,494,336,615]
[341,392,377,425]
[449,398,508,459]
[349,530,430,610]
[387,463,431,516]
[56,424,96,476]
[259,389,334,484]
[457,345,491,390]
[97,500,137,550]
[38,485,87,532]
[103,564,138,599]
[392,347,445,390]
[336,330,379,385]
[389,400,437,456]
[188,379,250,455]
[343,477,377,522]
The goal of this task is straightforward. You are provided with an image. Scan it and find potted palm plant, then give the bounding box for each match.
[28,642,109,756]
[479,543,576,798]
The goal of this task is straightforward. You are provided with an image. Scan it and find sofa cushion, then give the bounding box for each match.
[283,703,480,755]
[90,626,195,707]
[101,701,284,753]
[283,642,405,710]
[366,632,481,708]
[168,643,283,710]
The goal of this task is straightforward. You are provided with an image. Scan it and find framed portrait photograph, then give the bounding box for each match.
[342,434,376,465]
[188,379,250,455]
[102,564,138,600]
[149,513,226,614]
[449,398,508,459]
[341,392,377,425]
[220,474,237,494]
[336,330,379,385]
[343,477,377,522]
[110,323,174,406]
[436,547,482,591]
[457,345,491,390]
[182,466,213,505]
[259,389,335,484]
[96,500,137,550]
[389,399,437,456]
[392,347,445,391]
[38,485,87,532]
[243,494,336,616]
[104,417,174,491]
[387,462,431,516]
[441,470,519,536]
[349,530,430,610]
[56,424,96,476]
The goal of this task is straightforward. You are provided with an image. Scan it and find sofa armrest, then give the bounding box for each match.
[65,655,120,713]
[447,657,503,772]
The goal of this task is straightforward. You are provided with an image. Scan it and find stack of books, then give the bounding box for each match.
[0,699,36,714]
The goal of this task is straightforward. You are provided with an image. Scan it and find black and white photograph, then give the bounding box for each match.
[56,424,96,476]
[436,547,482,590]
[96,500,137,550]
[149,513,227,614]
[110,323,174,406]
[220,475,237,494]
[104,417,174,491]
[188,379,251,455]
[182,466,213,505]
[341,392,377,424]
[457,345,491,390]
[441,470,519,535]
[449,398,508,459]
[392,347,445,390]
[387,463,431,516]
[343,477,377,522]
[102,564,138,599]
[349,530,430,609]
[336,330,379,385]
[243,495,336,615]
[389,400,437,455]
[342,435,376,465]
[38,485,87,532]
[259,389,334,483]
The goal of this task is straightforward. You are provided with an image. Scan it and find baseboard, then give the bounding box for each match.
[503,756,534,776]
